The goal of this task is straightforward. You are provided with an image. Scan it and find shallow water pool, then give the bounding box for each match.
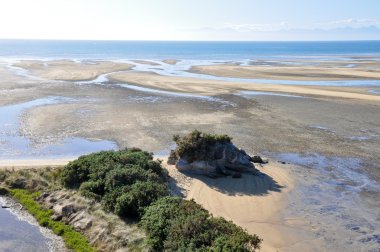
[0,198,51,251]
[0,96,117,160]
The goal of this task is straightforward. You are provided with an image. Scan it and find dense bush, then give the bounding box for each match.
[61,148,169,219]
[169,130,232,163]
[61,147,262,251]
[140,196,262,252]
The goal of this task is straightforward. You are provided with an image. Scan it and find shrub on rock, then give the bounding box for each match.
[169,130,232,163]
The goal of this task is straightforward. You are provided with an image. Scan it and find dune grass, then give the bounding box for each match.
[10,189,95,252]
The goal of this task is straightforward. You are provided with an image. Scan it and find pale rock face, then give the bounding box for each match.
[40,190,145,250]
[175,143,258,176]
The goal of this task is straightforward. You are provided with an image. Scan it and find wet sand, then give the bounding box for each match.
[191,60,380,81]
[13,60,133,81]
[1,58,380,251]
[109,71,380,102]
[162,59,180,65]
[131,60,161,66]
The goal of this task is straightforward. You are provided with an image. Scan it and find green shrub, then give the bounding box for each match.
[61,148,169,220]
[169,130,232,163]
[140,197,182,250]
[114,181,168,218]
[79,180,104,200]
[0,170,9,182]
[140,197,262,252]
[60,147,262,251]
[61,148,167,188]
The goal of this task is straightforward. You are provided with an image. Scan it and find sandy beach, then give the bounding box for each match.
[163,159,324,252]
[0,159,74,169]
[1,58,380,251]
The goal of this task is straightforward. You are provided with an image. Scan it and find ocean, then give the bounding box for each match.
[1,39,380,60]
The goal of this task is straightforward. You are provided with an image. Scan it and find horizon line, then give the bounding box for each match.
[1,38,380,43]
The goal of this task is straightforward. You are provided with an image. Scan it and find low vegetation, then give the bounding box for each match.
[10,189,95,252]
[61,148,169,219]
[60,146,261,251]
[169,130,232,163]
[1,142,262,251]
[0,167,62,190]
[141,196,262,251]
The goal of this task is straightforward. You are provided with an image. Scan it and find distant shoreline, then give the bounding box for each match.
[1,40,380,60]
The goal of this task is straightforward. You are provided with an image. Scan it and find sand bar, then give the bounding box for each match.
[109,71,380,101]
[14,60,134,81]
[131,60,161,66]
[191,63,380,81]
[162,59,180,65]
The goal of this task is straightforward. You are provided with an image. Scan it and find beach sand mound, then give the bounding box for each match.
[163,158,322,252]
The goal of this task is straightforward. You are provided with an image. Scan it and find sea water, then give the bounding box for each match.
[1,39,380,60]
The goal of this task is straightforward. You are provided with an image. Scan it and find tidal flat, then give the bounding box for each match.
[0,57,380,251]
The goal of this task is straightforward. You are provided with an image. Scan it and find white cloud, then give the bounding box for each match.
[217,22,289,32]
[331,18,377,24]
[321,18,380,29]
[192,18,380,35]
[184,19,380,41]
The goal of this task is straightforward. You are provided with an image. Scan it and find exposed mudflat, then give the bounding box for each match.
[1,58,380,251]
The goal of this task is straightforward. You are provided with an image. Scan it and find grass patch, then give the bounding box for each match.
[10,189,95,252]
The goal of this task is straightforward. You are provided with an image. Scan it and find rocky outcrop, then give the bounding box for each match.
[39,190,146,252]
[171,141,261,177]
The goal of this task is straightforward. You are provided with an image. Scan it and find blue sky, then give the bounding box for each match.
[0,0,379,40]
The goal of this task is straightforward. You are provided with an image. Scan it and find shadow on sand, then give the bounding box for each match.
[185,171,284,196]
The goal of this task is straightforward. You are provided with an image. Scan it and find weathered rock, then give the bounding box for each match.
[53,203,77,219]
[175,143,259,176]
[38,192,50,199]
[41,190,146,251]
[232,173,242,179]
[251,155,268,164]
[26,179,48,190]
[72,212,93,231]
[0,187,9,195]
[9,177,27,188]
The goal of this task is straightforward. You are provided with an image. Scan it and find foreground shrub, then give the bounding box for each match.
[169,130,232,163]
[140,196,262,251]
[61,148,169,219]
[114,181,168,218]
[61,147,262,251]
[61,148,167,188]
